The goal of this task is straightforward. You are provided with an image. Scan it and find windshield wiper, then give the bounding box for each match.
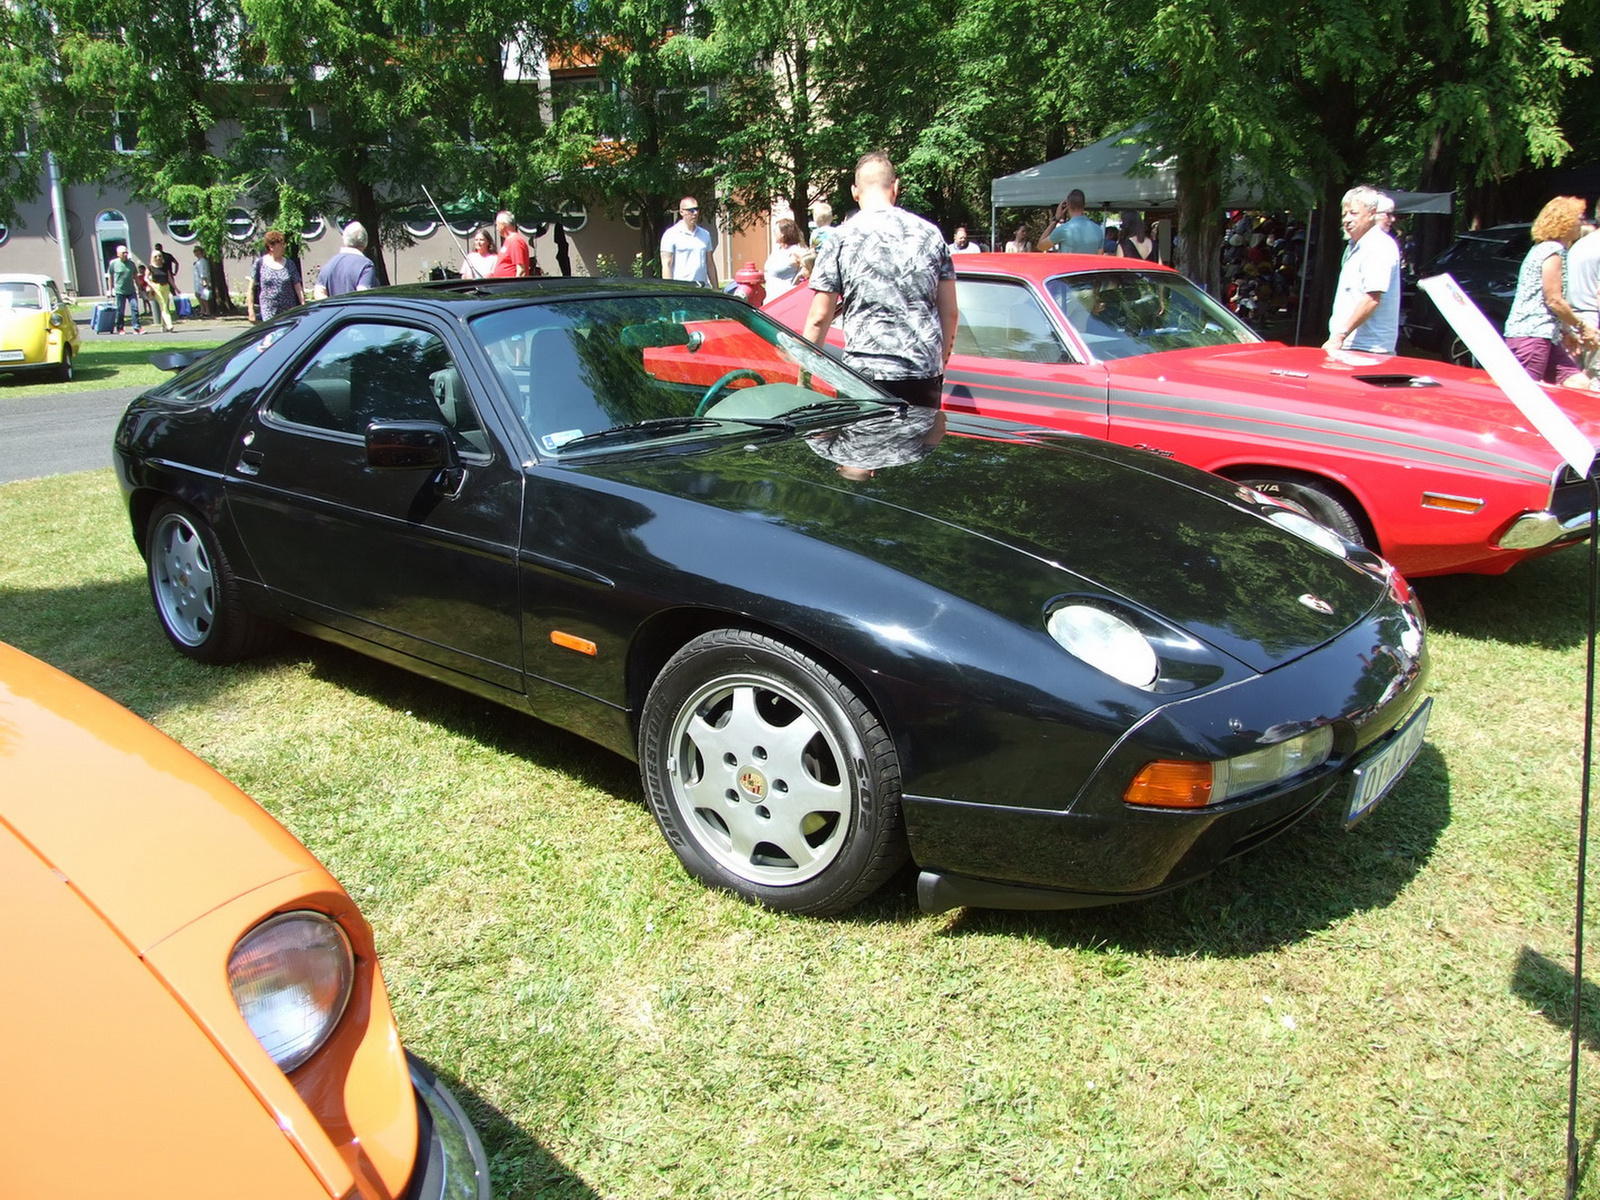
[741,398,898,427]
[556,416,726,453]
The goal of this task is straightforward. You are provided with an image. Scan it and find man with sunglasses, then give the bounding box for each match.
[660,197,718,287]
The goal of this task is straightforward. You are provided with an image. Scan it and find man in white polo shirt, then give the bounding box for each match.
[1568,204,1600,376]
[660,196,718,287]
[1324,185,1401,356]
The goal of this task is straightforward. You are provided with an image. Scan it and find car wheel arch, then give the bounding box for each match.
[624,607,902,756]
[1218,466,1378,551]
[126,485,233,560]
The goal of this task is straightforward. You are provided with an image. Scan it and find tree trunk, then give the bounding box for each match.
[553,222,572,276]
[349,179,387,287]
[1414,126,1458,272]
[1302,180,1347,347]
[641,193,669,276]
[1175,143,1223,297]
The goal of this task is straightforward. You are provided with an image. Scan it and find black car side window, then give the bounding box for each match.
[954,279,1076,365]
[269,321,487,454]
[150,322,300,406]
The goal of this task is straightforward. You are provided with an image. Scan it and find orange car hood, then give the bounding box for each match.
[0,643,315,953]
[0,822,323,1197]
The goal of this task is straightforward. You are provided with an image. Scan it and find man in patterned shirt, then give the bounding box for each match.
[803,151,958,408]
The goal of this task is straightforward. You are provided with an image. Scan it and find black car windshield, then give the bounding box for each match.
[468,293,888,456]
[1044,270,1259,361]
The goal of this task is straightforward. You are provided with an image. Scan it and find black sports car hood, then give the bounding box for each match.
[570,412,1391,673]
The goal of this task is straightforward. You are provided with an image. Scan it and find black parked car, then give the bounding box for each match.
[1402,223,1531,363]
[114,279,1430,916]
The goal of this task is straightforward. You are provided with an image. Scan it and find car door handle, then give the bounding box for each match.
[236,447,264,476]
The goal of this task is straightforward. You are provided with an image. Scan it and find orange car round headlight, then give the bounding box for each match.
[228,911,355,1073]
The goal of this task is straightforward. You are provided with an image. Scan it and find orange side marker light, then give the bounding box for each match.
[550,630,598,656]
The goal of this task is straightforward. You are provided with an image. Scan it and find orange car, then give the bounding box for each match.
[0,640,490,1199]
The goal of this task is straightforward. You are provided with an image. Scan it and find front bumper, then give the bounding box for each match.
[1496,508,1595,551]
[903,595,1429,912]
[406,1054,492,1200]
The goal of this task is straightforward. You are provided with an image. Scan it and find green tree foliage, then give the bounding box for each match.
[239,0,490,283]
[0,0,1587,315]
[531,0,724,264]
[0,0,261,301]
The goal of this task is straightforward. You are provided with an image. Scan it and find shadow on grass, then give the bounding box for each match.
[1511,944,1600,1054]
[1511,946,1600,1197]
[295,632,642,799]
[0,575,641,799]
[935,742,1451,956]
[425,1059,603,1200]
[0,573,1451,956]
[1415,543,1595,651]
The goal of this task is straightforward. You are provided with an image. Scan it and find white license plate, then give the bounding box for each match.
[1346,697,1431,825]
[0,350,25,362]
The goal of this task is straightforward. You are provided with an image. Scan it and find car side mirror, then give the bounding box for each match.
[365,420,459,470]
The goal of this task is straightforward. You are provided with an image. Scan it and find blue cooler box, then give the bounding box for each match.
[91,303,115,333]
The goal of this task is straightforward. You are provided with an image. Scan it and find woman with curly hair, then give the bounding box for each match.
[1503,196,1600,387]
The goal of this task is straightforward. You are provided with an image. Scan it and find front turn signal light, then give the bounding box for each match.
[1125,760,1215,808]
[1126,727,1335,810]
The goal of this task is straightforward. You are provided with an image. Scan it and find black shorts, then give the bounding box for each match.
[871,375,944,409]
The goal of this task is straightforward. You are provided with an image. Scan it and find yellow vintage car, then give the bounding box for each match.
[0,272,80,381]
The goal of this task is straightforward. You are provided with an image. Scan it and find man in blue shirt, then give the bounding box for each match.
[1045,190,1104,255]
[317,221,377,297]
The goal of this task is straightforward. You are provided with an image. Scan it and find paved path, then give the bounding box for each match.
[0,386,146,483]
[0,314,249,484]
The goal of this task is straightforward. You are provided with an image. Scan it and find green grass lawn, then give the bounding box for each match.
[2,469,1597,1199]
[0,333,225,397]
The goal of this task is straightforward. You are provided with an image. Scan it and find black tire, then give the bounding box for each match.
[56,347,73,383]
[1447,335,1480,369]
[1236,471,1369,549]
[639,629,908,915]
[146,501,272,663]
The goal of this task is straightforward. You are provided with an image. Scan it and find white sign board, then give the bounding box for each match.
[1417,273,1596,477]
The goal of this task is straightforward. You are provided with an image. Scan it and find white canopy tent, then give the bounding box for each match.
[989,126,1451,241]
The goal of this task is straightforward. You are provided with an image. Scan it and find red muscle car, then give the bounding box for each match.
[764,252,1600,577]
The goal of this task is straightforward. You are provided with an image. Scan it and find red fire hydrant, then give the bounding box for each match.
[730,261,766,307]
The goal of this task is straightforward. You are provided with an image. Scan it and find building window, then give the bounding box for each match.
[166,216,198,243]
[109,111,140,153]
[257,107,313,154]
[557,201,587,234]
[47,210,83,244]
[0,222,10,248]
[404,213,440,238]
[225,207,256,242]
[301,216,326,240]
[550,73,601,120]
[622,203,642,230]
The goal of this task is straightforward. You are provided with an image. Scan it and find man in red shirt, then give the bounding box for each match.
[492,210,530,278]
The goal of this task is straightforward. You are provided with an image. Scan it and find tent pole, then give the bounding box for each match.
[1295,204,1314,347]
